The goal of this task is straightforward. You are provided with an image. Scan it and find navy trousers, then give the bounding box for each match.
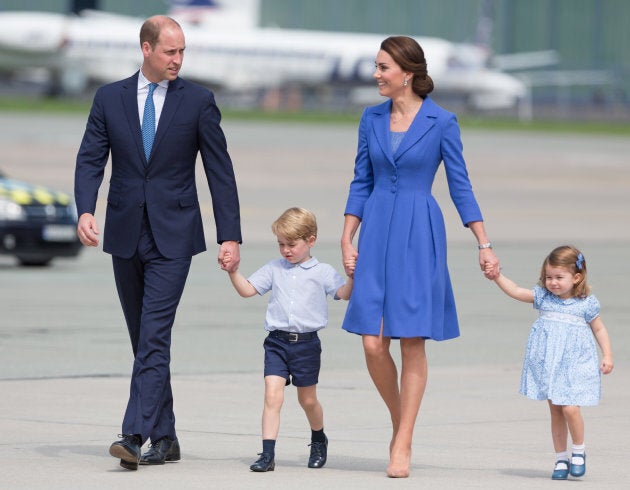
[112,213,191,443]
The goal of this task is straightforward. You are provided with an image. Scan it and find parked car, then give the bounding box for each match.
[0,170,81,266]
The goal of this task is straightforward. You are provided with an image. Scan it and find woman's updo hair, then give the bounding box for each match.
[380,36,434,97]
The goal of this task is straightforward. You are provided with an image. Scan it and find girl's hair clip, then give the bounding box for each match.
[575,253,584,271]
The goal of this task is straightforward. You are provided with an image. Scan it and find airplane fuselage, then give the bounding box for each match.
[0,10,527,109]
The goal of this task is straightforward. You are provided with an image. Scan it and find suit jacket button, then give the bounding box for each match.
[139,201,145,207]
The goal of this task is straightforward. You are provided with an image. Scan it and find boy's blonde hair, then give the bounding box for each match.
[271,207,318,241]
[538,245,590,298]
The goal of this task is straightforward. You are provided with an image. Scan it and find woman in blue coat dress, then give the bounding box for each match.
[340,36,500,478]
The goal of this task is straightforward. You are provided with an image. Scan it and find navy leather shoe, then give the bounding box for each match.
[140,437,181,465]
[569,453,586,477]
[119,459,139,470]
[551,459,570,480]
[109,434,142,470]
[307,435,328,468]
[250,452,275,472]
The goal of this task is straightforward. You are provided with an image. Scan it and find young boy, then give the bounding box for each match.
[222,207,354,472]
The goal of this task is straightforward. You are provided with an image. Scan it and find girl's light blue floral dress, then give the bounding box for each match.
[520,286,601,406]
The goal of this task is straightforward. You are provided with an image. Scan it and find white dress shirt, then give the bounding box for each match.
[137,71,168,130]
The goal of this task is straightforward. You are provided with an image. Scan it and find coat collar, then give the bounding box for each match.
[371,96,438,165]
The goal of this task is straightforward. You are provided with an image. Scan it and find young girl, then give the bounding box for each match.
[487,245,613,480]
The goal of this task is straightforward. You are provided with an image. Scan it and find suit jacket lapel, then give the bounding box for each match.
[151,77,184,161]
[371,100,395,166]
[394,96,437,159]
[121,72,145,165]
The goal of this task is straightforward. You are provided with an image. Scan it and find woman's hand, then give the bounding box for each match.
[480,248,500,280]
[342,241,358,277]
[344,252,357,277]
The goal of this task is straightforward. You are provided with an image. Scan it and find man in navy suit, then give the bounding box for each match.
[74,15,241,470]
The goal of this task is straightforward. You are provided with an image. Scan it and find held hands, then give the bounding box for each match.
[344,254,357,278]
[483,262,499,279]
[77,213,99,247]
[219,241,240,273]
[220,251,238,272]
[221,251,233,271]
[480,248,500,280]
[342,242,358,277]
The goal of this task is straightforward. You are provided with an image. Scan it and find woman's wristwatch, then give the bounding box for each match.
[478,242,493,249]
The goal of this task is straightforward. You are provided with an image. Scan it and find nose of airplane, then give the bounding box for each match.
[0,12,67,54]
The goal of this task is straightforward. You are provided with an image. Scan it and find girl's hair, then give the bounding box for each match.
[271,207,317,241]
[380,36,434,97]
[538,245,590,297]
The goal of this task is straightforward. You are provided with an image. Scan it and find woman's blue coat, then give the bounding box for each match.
[342,97,483,340]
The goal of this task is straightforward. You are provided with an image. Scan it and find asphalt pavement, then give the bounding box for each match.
[1,112,628,489]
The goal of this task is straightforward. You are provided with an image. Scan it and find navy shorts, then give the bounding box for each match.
[263,331,321,387]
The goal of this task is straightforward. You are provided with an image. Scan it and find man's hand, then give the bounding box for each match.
[77,213,100,247]
[218,240,240,272]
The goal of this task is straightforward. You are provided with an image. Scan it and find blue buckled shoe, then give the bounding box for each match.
[250,452,275,472]
[551,459,570,480]
[569,453,586,477]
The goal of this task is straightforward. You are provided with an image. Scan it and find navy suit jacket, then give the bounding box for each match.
[75,72,241,259]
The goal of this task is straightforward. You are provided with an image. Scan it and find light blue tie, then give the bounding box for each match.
[142,82,158,161]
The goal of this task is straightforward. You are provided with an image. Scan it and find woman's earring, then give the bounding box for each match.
[403,78,408,87]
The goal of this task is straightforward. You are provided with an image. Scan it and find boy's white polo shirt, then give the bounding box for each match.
[247,257,345,334]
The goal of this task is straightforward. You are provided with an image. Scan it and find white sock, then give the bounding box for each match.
[555,451,569,470]
[571,444,585,465]
[571,443,585,455]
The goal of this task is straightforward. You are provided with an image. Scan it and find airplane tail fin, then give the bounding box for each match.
[474,0,494,50]
[167,0,260,29]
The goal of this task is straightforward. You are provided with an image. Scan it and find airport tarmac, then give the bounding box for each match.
[0,112,628,489]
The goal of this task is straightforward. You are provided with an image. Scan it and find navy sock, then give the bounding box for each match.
[311,428,326,443]
[262,439,275,457]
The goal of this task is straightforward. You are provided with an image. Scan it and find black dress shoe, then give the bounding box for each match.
[307,435,328,468]
[250,452,275,472]
[119,459,139,471]
[140,437,181,465]
[109,434,141,470]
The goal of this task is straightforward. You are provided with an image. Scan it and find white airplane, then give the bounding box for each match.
[0,0,551,111]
